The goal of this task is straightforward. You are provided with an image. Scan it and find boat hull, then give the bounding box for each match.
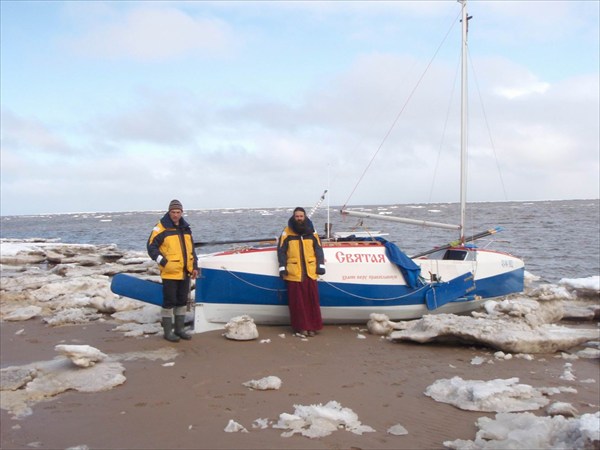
[196,242,524,324]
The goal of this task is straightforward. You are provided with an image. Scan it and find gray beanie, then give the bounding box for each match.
[168,199,183,211]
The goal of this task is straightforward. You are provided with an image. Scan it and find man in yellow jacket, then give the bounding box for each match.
[147,199,199,342]
[277,207,325,337]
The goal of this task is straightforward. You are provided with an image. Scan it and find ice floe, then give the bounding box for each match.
[4,306,42,321]
[252,418,271,429]
[367,312,406,335]
[546,401,578,417]
[1,355,126,419]
[425,376,553,412]
[560,276,600,297]
[387,424,409,436]
[223,315,259,340]
[443,411,600,449]
[272,400,376,438]
[242,375,282,390]
[224,419,248,433]
[54,344,107,368]
[424,377,599,448]
[0,344,178,419]
[387,309,599,354]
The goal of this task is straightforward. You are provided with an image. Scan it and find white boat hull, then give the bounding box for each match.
[196,241,524,324]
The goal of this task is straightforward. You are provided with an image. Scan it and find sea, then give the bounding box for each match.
[1,199,598,284]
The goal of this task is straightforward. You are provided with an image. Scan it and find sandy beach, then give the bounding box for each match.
[2,316,598,450]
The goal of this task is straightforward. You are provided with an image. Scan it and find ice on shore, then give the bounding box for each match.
[0,345,178,419]
[387,424,409,435]
[224,419,248,433]
[559,276,600,296]
[54,344,107,368]
[223,315,259,340]
[387,302,599,354]
[1,356,126,419]
[0,239,160,337]
[273,400,376,438]
[243,375,282,390]
[252,418,271,429]
[426,378,599,448]
[546,401,579,417]
[444,411,600,449]
[4,306,42,321]
[367,312,406,335]
[425,376,552,412]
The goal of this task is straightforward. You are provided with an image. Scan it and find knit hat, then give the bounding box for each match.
[168,199,183,211]
[293,207,306,214]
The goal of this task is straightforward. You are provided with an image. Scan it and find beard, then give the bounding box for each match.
[292,219,309,235]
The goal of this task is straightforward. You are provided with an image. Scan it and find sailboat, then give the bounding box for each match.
[112,0,525,326]
[191,0,524,325]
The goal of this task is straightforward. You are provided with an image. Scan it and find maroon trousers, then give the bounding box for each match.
[287,278,323,332]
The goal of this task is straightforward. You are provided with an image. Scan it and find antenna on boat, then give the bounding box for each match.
[326,165,331,239]
[308,189,328,219]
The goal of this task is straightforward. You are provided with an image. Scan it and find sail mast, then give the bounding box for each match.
[459,0,469,244]
[341,1,472,235]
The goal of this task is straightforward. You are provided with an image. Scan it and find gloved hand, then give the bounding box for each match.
[279,266,288,278]
[316,264,326,275]
[156,255,168,267]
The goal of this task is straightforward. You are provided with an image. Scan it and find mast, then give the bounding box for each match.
[341,1,473,236]
[459,0,470,244]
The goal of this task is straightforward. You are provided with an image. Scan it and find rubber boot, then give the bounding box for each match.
[174,315,192,340]
[161,317,180,342]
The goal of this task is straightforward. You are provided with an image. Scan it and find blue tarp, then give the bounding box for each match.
[338,236,423,288]
[375,237,424,288]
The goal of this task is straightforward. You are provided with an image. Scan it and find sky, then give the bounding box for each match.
[1,0,598,216]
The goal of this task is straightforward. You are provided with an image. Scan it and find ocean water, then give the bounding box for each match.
[1,199,598,284]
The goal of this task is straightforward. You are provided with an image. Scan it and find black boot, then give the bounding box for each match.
[161,317,180,342]
[174,315,192,340]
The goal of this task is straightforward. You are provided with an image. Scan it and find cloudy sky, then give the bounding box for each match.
[1,1,598,216]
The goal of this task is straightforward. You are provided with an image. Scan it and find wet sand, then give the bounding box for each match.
[1,319,599,450]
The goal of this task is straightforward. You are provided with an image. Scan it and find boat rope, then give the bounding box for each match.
[342,9,461,210]
[220,266,430,301]
[221,267,286,292]
[320,279,430,301]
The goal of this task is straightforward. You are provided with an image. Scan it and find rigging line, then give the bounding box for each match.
[467,48,510,203]
[427,55,461,204]
[466,47,519,232]
[342,10,462,210]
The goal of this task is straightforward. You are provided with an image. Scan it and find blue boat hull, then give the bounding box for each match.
[196,266,524,308]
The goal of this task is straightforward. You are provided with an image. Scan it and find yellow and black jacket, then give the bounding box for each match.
[147,213,198,280]
[277,217,325,282]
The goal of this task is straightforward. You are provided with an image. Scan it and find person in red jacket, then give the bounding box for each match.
[147,199,199,342]
[277,207,326,337]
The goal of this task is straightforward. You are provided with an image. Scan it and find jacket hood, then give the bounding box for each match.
[161,212,191,229]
